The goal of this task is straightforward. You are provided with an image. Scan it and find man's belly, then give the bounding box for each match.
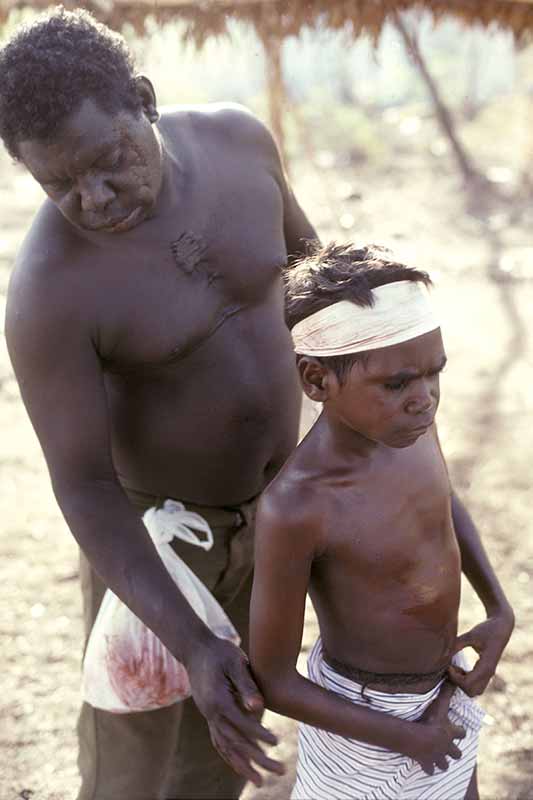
[112,417,298,505]
[105,359,302,506]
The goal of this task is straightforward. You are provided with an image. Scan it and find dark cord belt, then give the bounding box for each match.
[324,652,448,690]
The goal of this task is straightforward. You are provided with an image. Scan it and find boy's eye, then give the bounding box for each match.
[384,379,408,392]
[428,366,445,378]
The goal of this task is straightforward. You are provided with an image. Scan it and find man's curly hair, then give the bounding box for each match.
[285,242,432,384]
[0,6,142,160]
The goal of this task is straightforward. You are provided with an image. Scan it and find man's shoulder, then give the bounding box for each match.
[8,203,89,329]
[161,102,276,157]
[15,199,81,275]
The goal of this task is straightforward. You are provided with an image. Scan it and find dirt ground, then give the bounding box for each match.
[1,133,532,800]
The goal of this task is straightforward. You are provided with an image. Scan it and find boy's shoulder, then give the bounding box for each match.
[260,472,317,522]
[256,454,329,553]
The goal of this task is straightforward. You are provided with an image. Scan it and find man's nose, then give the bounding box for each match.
[79,173,115,213]
[405,382,434,415]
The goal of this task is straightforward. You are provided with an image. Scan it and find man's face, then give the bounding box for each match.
[17,97,162,233]
[327,329,446,448]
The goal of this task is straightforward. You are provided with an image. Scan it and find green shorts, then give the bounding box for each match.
[77,489,258,800]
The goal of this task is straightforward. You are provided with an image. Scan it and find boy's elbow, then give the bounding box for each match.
[251,666,298,713]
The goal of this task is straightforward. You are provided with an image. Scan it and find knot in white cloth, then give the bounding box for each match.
[143,500,214,551]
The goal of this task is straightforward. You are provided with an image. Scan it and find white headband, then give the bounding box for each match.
[291,280,439,356]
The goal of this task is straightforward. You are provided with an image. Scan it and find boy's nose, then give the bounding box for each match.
[405,389,433,416]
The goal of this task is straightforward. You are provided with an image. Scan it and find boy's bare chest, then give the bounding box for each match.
[322,436,454,572]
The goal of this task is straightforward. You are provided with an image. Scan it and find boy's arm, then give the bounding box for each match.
[449,491,514,696]
[250,491,465,774]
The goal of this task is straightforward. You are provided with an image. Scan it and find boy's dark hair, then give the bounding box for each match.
[285,241,432,385]
[0,6,142,160]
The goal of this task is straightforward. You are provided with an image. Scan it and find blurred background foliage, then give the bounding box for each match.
[1,7,531,172]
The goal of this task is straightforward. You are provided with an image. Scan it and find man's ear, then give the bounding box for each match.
[134,75,159,123]
[298,356,337,403]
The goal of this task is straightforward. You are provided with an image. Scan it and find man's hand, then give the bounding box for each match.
[448,609,514,697]
[407,681,465,775]
[186,635,285,787]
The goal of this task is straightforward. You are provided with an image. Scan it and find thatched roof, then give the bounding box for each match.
[2,0,533,43]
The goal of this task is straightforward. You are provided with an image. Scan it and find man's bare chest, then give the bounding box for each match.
[86,177,287,369]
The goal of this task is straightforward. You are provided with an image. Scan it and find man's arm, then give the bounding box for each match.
[279,177,318,263]
[5,252,281,786]
[269,134,319,262]
[449,490,514,695]
[215,104,319,261]
[250,490,466,774]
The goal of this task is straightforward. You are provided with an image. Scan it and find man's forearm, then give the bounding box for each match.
[57,479,213,666]
[451,491,513,617]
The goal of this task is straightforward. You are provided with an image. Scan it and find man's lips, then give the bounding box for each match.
[85,206,144,233]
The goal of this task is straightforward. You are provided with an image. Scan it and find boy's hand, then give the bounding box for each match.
[448,609,514,697]
[409,681,465,775]
[186,635,285,787]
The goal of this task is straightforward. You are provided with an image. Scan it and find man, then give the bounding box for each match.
[1,8,317,800]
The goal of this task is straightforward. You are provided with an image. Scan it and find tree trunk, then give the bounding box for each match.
[394,11,479,183]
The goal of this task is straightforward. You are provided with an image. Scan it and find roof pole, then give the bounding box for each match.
[258,10,288,169]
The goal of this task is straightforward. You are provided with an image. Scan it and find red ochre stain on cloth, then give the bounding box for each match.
[105,628,190,709]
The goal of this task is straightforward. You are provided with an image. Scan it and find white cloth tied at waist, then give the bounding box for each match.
[291,639,484,800]
[143,499,214,551]
[82,499,239,714]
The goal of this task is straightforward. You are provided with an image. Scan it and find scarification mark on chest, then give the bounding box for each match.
[170,231,221,285]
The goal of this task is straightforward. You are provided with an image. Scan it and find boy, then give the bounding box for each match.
[250,243,514,799]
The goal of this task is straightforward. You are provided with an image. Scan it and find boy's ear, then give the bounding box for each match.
[298,356,336,402]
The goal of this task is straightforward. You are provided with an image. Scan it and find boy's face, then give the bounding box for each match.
[325,329,446,448]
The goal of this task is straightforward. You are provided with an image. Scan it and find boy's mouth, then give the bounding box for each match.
[395,422,432,444]
[408,415,434,434]
[410,424,430,435]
